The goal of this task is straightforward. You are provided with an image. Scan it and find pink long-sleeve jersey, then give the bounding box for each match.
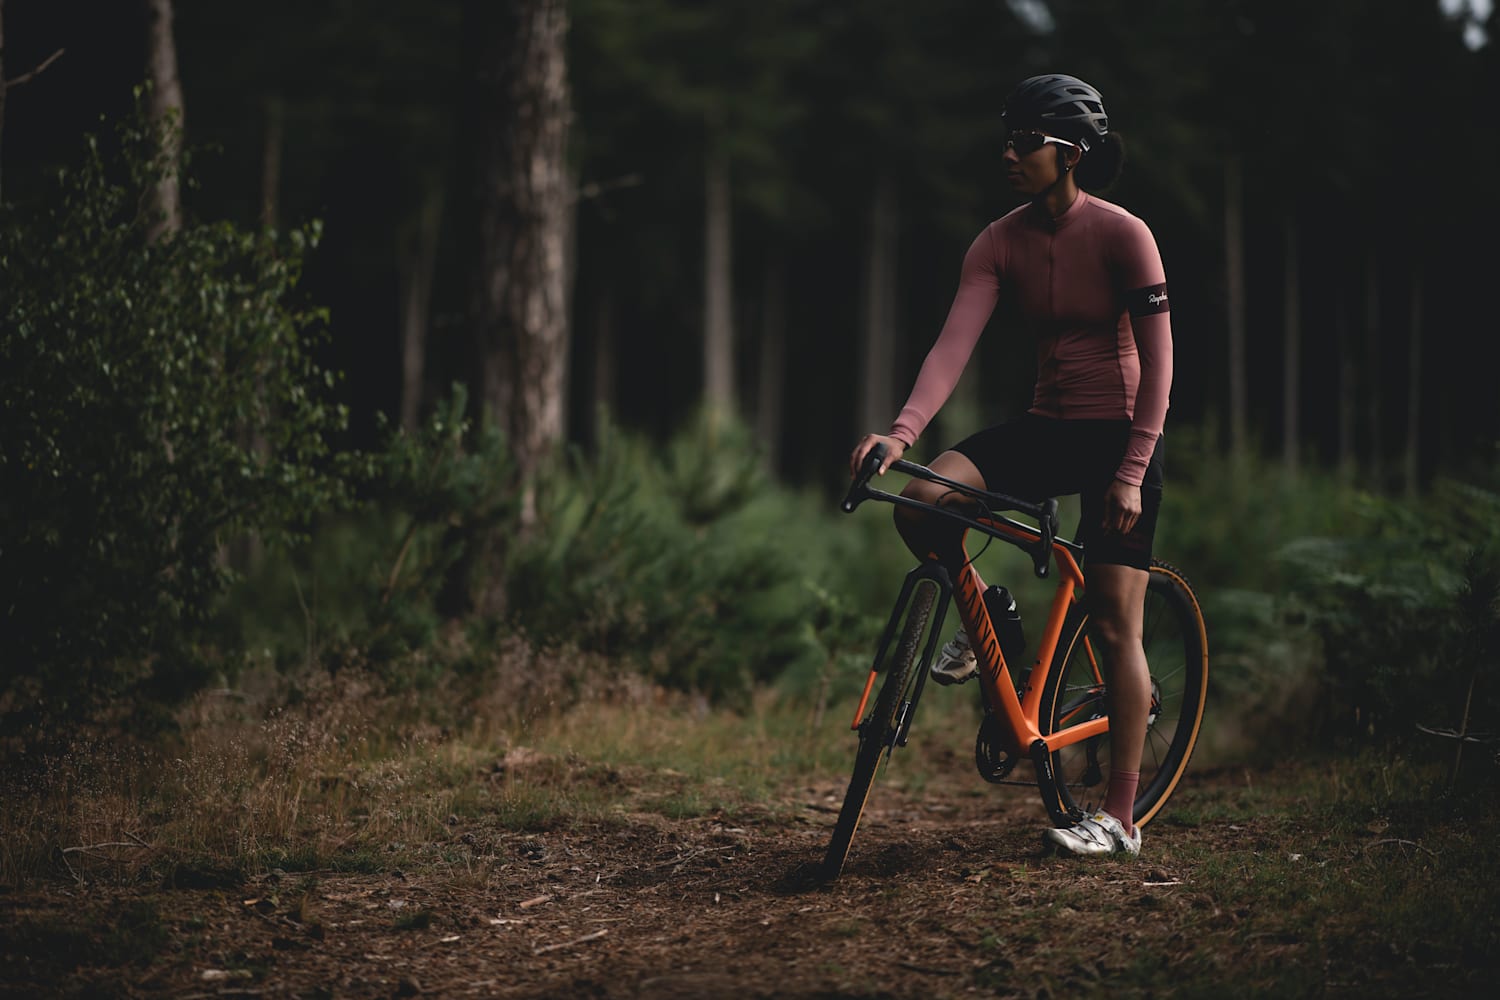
[890,191,1173,486]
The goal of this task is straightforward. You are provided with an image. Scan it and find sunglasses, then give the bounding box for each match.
[1005,130,1078,156]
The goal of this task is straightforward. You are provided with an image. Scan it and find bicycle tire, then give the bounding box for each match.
[821,580,937,881]
[1036,559,1208,830]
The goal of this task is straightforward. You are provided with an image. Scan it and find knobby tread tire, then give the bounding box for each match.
[821,581,936,881]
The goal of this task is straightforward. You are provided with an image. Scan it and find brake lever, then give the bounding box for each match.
[841,443,888,513]
[1032,498,1059,578]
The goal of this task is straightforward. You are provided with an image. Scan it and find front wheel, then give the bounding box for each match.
[821,579,937,881]
[1036,560,1208,830]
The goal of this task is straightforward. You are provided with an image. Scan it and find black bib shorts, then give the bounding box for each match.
[948,413,1164,570]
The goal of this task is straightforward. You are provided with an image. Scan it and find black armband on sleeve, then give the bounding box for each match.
[1126,283,1170,317]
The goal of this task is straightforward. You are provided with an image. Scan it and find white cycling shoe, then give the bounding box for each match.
[1044,811,1142,857]
[929,627,978,685]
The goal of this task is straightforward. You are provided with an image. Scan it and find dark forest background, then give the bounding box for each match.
[4,0,1500,749]
[6,0,1497,488]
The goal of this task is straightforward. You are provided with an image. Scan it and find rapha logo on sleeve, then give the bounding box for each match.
[1128,283,1170,316]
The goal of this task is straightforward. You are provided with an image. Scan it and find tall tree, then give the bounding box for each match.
[144,0,185,239]
[1281,213,1300,474]
[1363,247,1383,489]
[702,140,734,412]
[1336,281,1356,481]
[467,0,571,519]
[259,95,283,230]
[755,255,786,469]
[570,0,819,430]
[398,187,443,432]
[1224,157,1248,467]
[1404,269,1423,498]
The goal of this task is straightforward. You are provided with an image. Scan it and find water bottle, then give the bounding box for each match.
[983,585,1026,667]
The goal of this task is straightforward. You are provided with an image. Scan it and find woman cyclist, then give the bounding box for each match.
[848,73,1173,858]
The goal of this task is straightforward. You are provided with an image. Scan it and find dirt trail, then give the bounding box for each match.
[0,757,1470,998]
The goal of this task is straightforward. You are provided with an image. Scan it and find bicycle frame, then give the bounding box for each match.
[843,454,1108,766]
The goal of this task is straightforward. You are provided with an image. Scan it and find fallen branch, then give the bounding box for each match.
[61,841,151,854]
[652,847,710,870]
[533,928,608,955]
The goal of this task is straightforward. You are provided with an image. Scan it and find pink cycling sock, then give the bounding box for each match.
[1103,769,1139,836]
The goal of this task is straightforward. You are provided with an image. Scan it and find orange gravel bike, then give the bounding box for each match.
[822,444,1209,880]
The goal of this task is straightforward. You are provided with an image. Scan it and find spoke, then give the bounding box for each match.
[1149,660,1187,686]
[1145,725,1175,762]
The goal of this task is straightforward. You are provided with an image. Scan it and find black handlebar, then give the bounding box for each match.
[840,446,1075,578]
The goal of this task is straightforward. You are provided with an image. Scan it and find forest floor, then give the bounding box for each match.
[3,726,1497,1000]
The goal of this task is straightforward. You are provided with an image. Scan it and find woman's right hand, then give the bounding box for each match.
[849,434,906,478]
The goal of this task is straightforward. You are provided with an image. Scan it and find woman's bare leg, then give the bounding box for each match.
[892,450,986,560]
[1083,562,1151,832]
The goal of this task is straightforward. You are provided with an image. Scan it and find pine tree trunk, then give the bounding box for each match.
[703,143,735,413]
[857,173,898,438]
[1282,213,1301,475]
[144,0,185,240]
[470,0,571,519]
[398,188,443,433]
[591,280,617,440]
[1404,269,1423,498]
[1337,290,1356,482]
[1225,157,1249,466]
[260,96,283,231]
[756,256,787,471]
[1364,247,1383,490]
[239,94,285,572]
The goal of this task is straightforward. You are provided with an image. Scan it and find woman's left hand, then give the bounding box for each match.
[1103,479,1142,535]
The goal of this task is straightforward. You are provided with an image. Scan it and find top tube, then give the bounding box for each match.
[841,443,1080,579]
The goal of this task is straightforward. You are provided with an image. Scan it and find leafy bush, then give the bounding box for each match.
[502,410,874,702]
[214,384,520,682]
[1277,481,1500,751]
[0,97,348,730]
[215,405,878,707]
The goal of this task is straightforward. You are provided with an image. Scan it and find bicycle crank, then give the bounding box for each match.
[975,713,1019,783]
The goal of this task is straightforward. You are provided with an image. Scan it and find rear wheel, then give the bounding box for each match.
[821,580,937,881]
[1036,560,1208,829]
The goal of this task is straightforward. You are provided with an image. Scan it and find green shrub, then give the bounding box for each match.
[0,96,348,732]
[501,410,874,702]
[1277,481,1500,750]
[213,384,520,682]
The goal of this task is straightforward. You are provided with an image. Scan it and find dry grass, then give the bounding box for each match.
[3,652,1499,998]
[0,640,872,889]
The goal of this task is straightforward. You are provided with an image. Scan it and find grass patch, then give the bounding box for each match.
[2,668,1498,997]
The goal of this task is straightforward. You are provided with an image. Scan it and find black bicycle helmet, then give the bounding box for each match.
[1002,74,1109,153]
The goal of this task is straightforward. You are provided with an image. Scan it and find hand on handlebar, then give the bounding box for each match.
[849,434,906,479]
